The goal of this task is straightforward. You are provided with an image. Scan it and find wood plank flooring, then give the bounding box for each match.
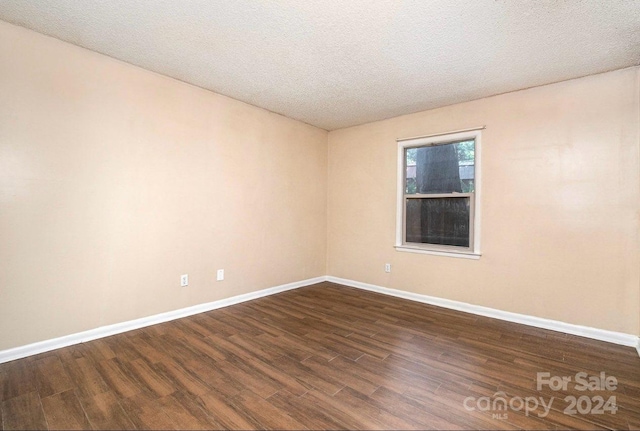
[1,281,639,430]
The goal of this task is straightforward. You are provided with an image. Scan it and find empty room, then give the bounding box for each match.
[1,1,639,430]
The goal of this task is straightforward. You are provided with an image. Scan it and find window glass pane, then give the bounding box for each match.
[405,197,470,247]
[405,140,474,194]
[405,148,418,194]
[456,140,475,193]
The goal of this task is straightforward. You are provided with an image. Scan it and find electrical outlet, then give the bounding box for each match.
[180,274,188,287]
[384,263,391,273]
[216,269,224,281]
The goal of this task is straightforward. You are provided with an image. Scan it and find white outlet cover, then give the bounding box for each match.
[180,274,188,287]
[216,269,224,281]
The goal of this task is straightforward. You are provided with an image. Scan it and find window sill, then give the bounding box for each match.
[394,245,481,260]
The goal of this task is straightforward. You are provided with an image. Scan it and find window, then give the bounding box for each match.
[395,128,482,258]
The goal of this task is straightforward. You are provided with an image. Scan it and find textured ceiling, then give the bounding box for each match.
[1,1,639,130]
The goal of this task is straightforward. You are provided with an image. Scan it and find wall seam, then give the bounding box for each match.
[636,66,640,338]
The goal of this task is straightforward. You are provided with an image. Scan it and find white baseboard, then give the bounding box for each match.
[0,276,327,364]
[2,275,638,363]
[326,276,640,351]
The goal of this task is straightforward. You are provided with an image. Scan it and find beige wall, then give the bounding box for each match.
[1,21,639,353]
[0,21,328,351]
[327,67,640,336]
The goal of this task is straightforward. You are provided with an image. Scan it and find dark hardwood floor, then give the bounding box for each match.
[1,282,639,430]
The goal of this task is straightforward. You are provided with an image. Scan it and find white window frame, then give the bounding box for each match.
[395,127,482,259]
